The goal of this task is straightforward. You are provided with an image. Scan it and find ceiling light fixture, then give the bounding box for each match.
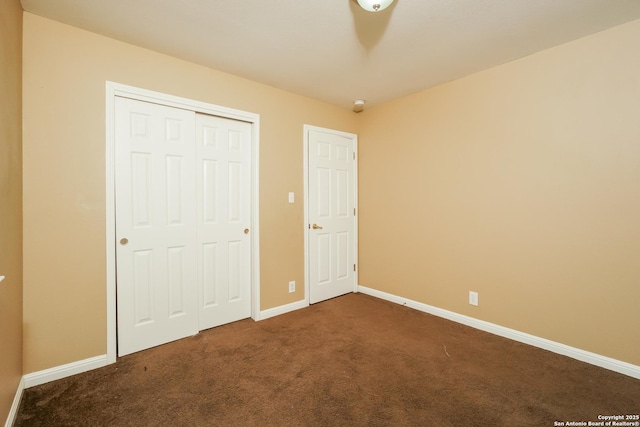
[353,99,366,113]
[357,0,394,12]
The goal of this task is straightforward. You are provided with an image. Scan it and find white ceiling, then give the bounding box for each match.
[21,0,640,111]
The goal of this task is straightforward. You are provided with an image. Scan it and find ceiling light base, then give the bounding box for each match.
[357,0,394,12]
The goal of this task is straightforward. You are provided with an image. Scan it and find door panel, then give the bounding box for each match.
[308,128,356,304]
[116,97,198,356]
[132,249,153,325]
[196,114,252,330]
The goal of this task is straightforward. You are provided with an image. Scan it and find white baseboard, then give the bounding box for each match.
[257,299,308,321]
[4,376,24,427]
[23,355,109,389]
[19,299,308,392]
[357,285,640,380]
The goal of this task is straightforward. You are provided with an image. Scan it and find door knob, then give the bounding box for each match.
[244,228,249,234]
[120,238,128,245]
[312,224,323,230]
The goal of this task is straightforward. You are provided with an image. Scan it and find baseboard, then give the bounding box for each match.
[257,299,308,321]
[23,355,109,389]
[357,285,640,380]
[4,376,24,427]
[21,300,308,390]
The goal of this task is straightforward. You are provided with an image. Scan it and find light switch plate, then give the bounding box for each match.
[469,291,479,306]
[288,192,294,203]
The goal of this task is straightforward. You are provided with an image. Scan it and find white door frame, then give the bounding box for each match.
[106,82,260,363]
[303,124,358,305]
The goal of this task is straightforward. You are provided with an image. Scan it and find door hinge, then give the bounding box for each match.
[353,152,356,160]
[354,208,356,216]
[354,264,356,272]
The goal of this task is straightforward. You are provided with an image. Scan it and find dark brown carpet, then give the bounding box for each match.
[16,293,640,426]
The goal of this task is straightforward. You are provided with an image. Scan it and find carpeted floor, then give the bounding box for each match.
[15,293,640,426]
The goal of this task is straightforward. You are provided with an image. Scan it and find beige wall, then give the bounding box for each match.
[22,10,640,376]
[359,19,640,366]
[0,0,23,422]
[22,13,359,373]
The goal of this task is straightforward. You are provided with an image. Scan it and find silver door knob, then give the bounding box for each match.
[120,238,128,245]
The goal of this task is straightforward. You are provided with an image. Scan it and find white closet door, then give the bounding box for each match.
[196,113,252,330]
[115,97,198,356]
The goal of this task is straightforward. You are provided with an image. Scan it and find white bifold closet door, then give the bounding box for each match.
[115,97,251,357]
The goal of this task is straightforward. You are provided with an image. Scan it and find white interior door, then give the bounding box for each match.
[307,127,357,304]
[196,113,252,330]
[115,97,199,356]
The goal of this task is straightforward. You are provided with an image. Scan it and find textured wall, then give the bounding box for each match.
[0,0,23,423]
[22,10,640,378]
[359,19,640,366]
[22,13,358,373]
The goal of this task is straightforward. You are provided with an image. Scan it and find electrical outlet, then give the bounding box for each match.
[469,291,479,306]
[289,281,296,293]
